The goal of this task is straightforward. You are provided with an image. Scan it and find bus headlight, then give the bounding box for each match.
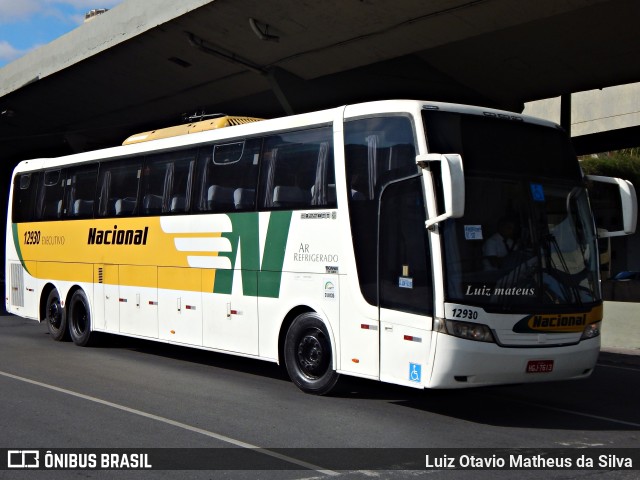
[580,321,601,340]
[445,320,495,343]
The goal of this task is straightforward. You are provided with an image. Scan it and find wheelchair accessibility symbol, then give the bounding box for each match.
[409,363,422,383]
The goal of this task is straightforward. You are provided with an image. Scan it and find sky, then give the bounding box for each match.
[0,0,124,68]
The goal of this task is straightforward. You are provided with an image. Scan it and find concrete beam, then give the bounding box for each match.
[524,82,640,140]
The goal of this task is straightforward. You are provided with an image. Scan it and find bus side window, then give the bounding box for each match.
[194,138,261,213]
[36,169,66,221]
[194,149,213,212]
[96,159,142,217]
[12,172,41,223]
[65,164,98,219]
[140,157,165,215]
[345,116,417,201]
[168,158,195,213]
[141,148,197,215]
[259,127,335,210]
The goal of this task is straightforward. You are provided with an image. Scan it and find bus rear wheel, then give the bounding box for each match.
[45,288,68,341]
[284,312,339,395]
[68,289,95,347]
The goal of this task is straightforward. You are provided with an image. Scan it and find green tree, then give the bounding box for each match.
[580,150,640,189]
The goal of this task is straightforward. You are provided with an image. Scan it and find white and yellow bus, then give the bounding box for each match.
[5,100,637,394]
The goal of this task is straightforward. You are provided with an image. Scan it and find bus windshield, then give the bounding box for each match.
[423,110,600,311]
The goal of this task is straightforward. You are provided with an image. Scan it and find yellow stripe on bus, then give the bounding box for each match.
[15,217,224,292]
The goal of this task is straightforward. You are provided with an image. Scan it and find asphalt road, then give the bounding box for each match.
[1,313,639,480]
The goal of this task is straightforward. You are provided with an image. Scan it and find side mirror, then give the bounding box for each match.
[585,175,637,237]
[416,153,465,228]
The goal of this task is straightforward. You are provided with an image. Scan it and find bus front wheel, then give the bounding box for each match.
[68,289,94,347]
[45,288,68,341]
[284,313,339,395]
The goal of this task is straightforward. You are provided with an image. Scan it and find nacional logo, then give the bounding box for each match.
[87,226,148,245]
[531,313,587,332]
[513,306,602,334]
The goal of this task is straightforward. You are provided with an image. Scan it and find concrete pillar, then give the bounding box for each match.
[560,93,571,134]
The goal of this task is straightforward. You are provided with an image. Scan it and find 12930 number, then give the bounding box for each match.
[451,308,479,320]
[23,230,41,245]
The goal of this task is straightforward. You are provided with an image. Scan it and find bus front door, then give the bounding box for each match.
[378,177,434,388]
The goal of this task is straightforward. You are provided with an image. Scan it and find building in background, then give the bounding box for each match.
[85,9,110,23]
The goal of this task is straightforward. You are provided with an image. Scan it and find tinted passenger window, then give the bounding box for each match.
[12,172,40,223]
[36,169,65,220]
[65,164,98,219]
[345,116,417,201]
[141,149,197,215]
[96,159,142,217]
[259,127,335,210]
[195,138,261,213]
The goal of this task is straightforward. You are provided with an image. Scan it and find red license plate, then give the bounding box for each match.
[526,360,554,373]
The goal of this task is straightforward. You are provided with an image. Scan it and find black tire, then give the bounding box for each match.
[284,312,339,395]
[68,289,94,347]
[45,288,68,341]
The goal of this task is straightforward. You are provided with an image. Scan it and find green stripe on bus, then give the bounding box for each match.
[213,211,292,298]
[11,224,29,274]
[258,210,292,298]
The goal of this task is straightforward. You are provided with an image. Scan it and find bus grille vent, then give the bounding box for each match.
[98,268,103,284]
[10,263,24,307]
